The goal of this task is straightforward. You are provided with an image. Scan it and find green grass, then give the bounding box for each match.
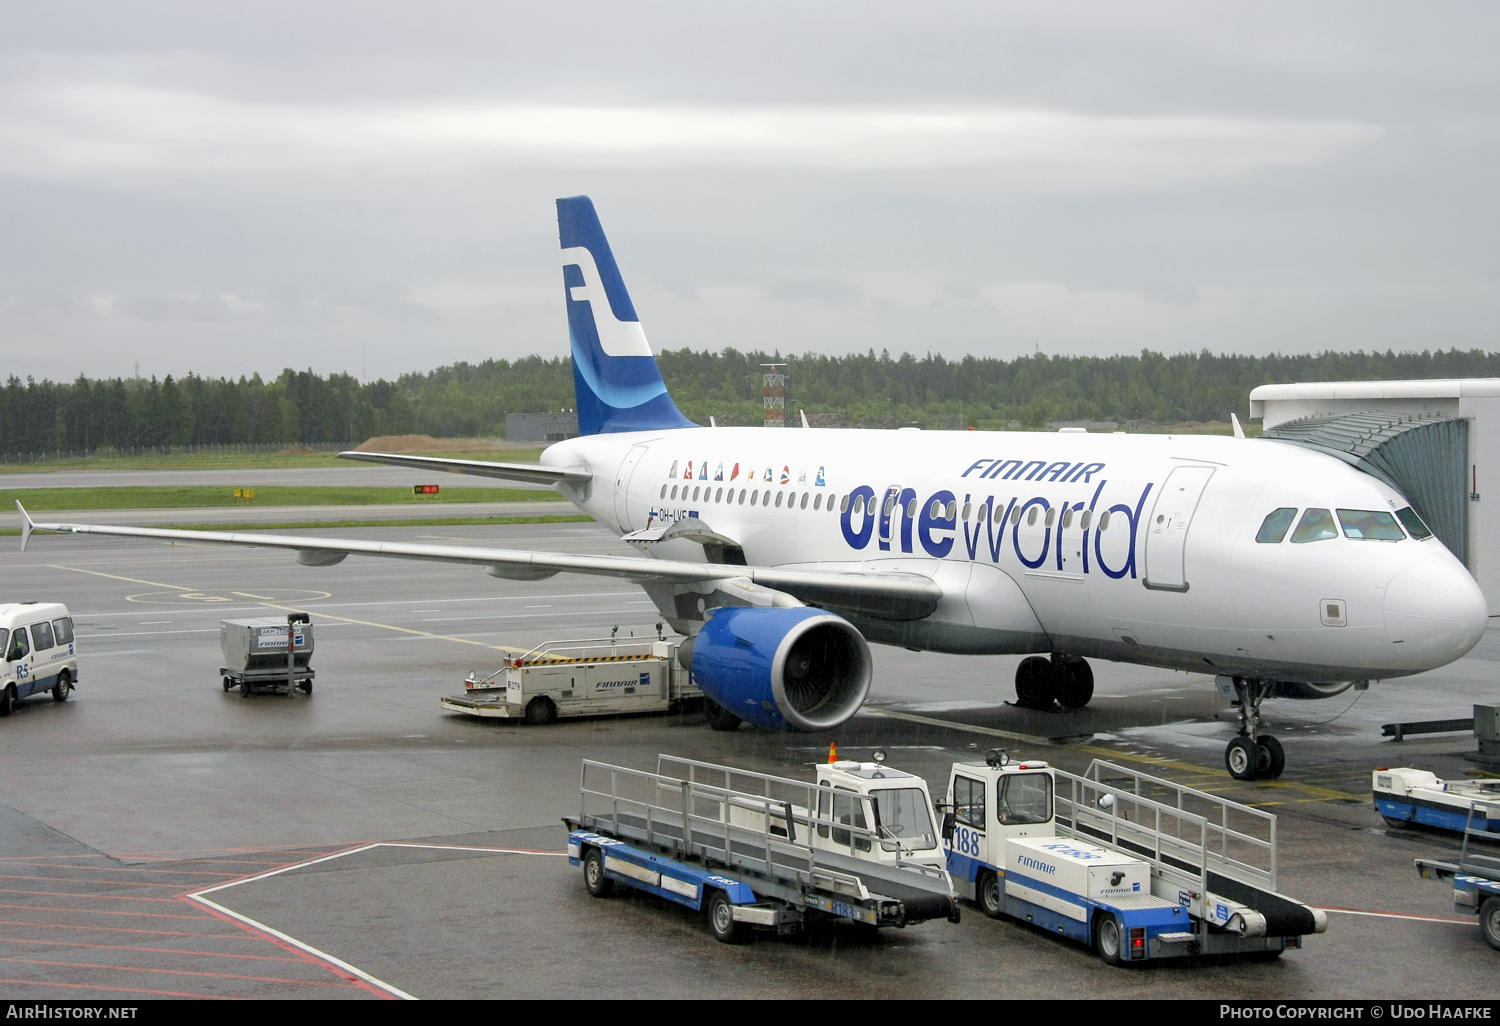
[0,447,544,474]
[2,485,562,511]
[1,513,595,536]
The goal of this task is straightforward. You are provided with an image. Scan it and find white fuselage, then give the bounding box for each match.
[543,426,1488,683]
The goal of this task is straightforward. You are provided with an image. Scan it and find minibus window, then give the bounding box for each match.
[7,628,29,661]
[52,618,74,646]
[30,621,54,650]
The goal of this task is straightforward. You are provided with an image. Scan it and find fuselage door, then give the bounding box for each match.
[612,445,650,532]
[1143,465,1216,592]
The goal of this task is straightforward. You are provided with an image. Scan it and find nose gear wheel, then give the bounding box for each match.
[1224,677,1286,781]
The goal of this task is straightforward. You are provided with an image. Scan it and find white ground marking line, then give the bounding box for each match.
[185,841,569,1000]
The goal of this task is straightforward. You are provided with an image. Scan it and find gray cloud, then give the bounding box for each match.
[0,2,1496,383]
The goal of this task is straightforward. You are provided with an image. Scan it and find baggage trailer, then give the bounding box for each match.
[1415,799,1500,951]
[442,636,700,724]
[565,753,961,943]
[219,614,314,697]
[942,751,1327,965]
[1374,767,1500,835]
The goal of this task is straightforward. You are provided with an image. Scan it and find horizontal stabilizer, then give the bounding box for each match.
[336,451,591,487]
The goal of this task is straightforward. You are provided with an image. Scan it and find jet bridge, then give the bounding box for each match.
[1261,412,1468,565]
[1250,378,1500,613]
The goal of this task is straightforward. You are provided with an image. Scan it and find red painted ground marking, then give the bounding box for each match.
[1319,904,1474,924]
[0,873,193,888]
[114,844,357,858]
[0,919,254,939]
[0,888,196,902]
[0,937,306,962]
[0,903,218,920]
[0,955,362,988]
[0,861,244,878]
[191,900,394,1000]
[0,976,237,999]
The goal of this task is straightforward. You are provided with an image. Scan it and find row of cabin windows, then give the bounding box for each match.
[661,483,840,512]
[1255,506,1432,545]
[1,617,75,662]
[658,482,1122,531]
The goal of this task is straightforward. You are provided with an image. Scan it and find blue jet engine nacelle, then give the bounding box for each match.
[691,607,873,731]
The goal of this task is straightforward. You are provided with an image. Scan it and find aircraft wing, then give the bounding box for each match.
[336,451,592,487]
[15,503,939,620]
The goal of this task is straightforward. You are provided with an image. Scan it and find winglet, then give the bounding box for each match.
[1231,412,1246,440]
[800,409,811,429]
[16,501,34,551]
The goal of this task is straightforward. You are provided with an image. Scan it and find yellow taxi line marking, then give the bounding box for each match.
[49,564,193,592]
[865,708,1364,802]
[253,601,526,654]
[232,592,276,600]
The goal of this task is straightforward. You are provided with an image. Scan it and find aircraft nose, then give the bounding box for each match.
[1384,559,1489,667]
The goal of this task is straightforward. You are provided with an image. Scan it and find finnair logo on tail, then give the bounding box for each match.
[562,246,654,358]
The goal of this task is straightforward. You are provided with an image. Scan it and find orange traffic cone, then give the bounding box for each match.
[828,742,838,763]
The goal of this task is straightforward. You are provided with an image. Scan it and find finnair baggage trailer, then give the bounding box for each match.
[1415,800,1500,951]
[219,614,314,697]
[943,752,1327,964]
[565,753,960,943]
[441,636,700,724]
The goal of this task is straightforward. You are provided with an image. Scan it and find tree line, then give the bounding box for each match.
[3,347,1498,453]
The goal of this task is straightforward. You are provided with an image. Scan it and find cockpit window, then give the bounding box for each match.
[1255,508,1298,544]
[1337,509,1406,541]
[1395,507,1433,540]
[1290,507,1338,543]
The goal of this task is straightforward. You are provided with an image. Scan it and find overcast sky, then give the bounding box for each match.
[2,2,1496,383]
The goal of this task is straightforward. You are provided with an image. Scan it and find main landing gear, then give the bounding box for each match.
[1224,677,1285,781]
[1013,655,1094,711]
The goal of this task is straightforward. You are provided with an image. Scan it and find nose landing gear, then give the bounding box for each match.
[1225,677,1286,781]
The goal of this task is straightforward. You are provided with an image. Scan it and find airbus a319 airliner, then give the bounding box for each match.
[19,197,1489,780]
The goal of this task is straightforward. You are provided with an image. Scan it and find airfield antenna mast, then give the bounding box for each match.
[761,362,786,428]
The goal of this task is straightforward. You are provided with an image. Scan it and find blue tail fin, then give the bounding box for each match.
[557,196,694,435]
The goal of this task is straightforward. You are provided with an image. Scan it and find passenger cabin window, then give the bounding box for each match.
[1337,509,1406,541]
[1290,507,1338,544]
[30,621,54,650]
[1396,507,1433,540]
[997,773,1052,826]
[52,618,74,646]
[7,627,29,661]
[1256,507,1298,543]
[953,775,986,829]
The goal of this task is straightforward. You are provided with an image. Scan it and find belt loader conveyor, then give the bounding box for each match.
[943,753,1328,964]
[565,754,961,943]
